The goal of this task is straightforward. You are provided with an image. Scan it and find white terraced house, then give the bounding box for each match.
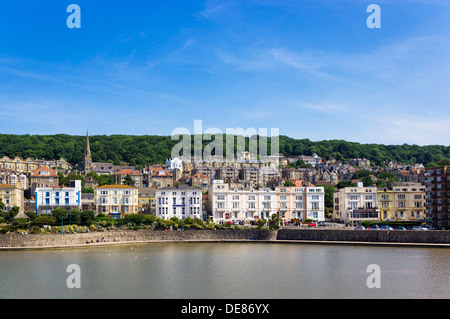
[208,179,325,224]
[155,186,202,220]
[35,180,82,214]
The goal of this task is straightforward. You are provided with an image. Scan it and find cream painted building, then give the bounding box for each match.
[30,165,59,193]
[0,184,24,212]
[94,185,139,218]
[378,182,426,221]
[0,156,70,173]
[333,182,380,225]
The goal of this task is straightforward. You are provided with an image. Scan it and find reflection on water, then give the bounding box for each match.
[0,243,448,299]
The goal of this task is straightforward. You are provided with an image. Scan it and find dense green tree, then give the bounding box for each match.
[125,214,145,225]
[352,170,372,179]
[68,209,82,225]
[32,214,56,226]
[123,174,135,186]
[0,134,448,167]
[427,158,450,167]
[81,210,96,226]
[8,206,20,220]
[336,181,357,189]
[82,187,94,193]
[362,176,375,187]
[86,172,114,186]
[59,172,84,187]
[52,207,69,223]
[317,185,336,209]
[377,171,396,181]
[287,159,313,169]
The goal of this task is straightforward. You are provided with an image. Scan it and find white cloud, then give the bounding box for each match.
[371,115,450,146]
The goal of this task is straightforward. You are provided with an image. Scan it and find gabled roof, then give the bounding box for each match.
[115,169,142,175]
[31,165,58,177]
[84,176,99,183]
[152,170,173,177]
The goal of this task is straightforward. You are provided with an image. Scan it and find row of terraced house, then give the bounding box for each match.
[3,166,449,228]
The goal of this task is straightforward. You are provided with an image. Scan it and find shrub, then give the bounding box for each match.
[125,214,146,225]
[30,226,41,234]
[0,225,17,234]
[13,218,29,227]
[165,220,178,229]
[191,222,203,229]
[155,218,167,229]
[81,210,96,226]
[205,222,215,230]
[68,209,82,225]
[52,207,69,222]
[257,218,266,229]
[143,215,156,225]
[32,214,57,226]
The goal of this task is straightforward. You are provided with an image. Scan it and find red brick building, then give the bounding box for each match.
[425,166,450,228]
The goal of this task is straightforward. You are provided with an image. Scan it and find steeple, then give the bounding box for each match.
[84,130,92,173]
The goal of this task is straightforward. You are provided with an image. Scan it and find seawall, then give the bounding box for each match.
[0,228,449,250]
[0,229,278,249]
[277,229,450,244]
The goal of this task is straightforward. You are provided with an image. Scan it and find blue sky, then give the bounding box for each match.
[0,0,449,145]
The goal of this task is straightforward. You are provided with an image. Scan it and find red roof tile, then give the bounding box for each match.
[115,169,142,175]
[31,165,59,177]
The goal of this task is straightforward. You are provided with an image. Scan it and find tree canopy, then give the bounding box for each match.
[0,134,449,168]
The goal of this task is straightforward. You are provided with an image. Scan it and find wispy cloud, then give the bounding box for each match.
[173,39,194,54]
[194,0,237,21]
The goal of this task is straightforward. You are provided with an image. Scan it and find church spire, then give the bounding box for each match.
[84,130,92,173]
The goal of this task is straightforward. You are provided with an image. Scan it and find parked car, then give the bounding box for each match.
[379,225,393,230]
[317,221,326,226]
[393,226,406,230]
[367,225,380,230]
[308,222,317,227]
[354,226,366,230]
[422,225,438,230]
[412,226,428,230]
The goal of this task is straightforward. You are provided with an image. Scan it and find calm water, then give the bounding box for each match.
[0,242,448,299]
